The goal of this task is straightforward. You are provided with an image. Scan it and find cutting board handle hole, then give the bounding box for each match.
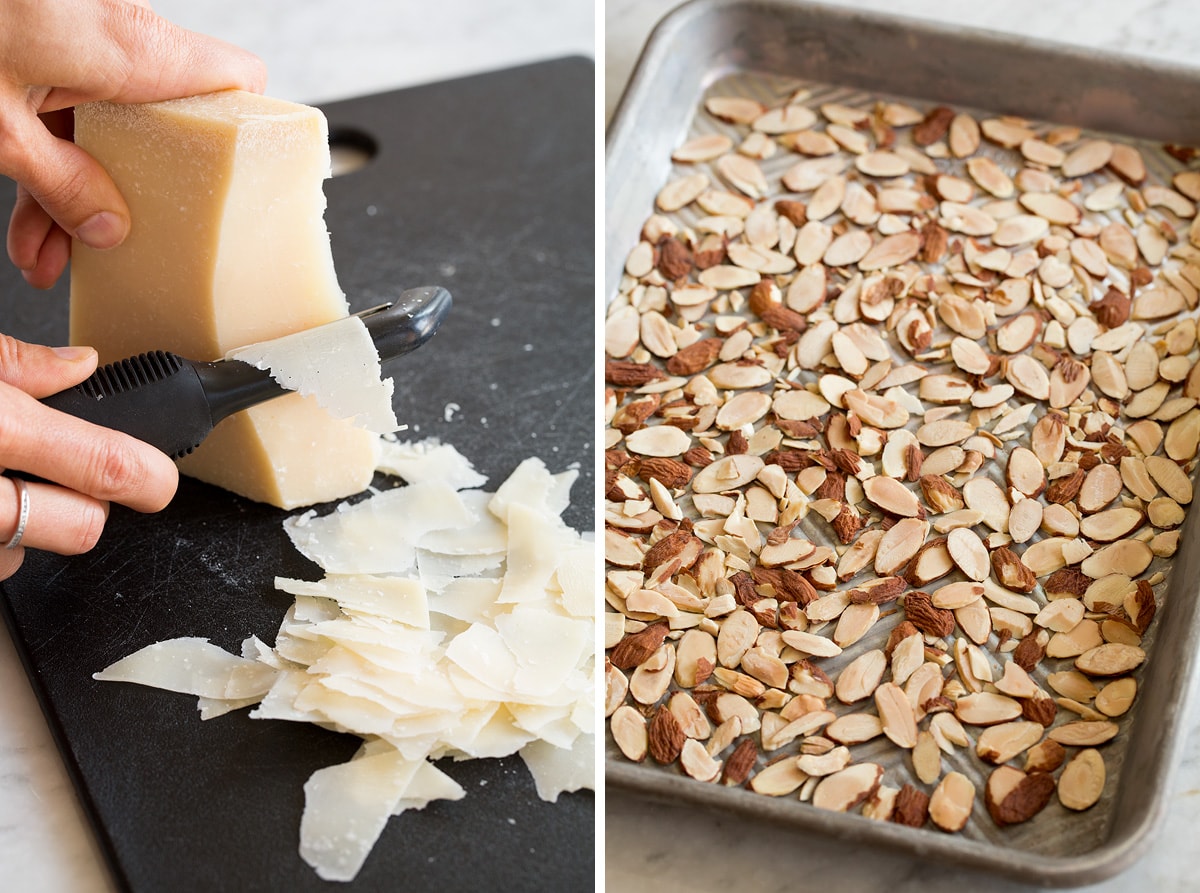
[328,127,377,176]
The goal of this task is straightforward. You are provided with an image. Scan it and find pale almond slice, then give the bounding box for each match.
[946,530,990,582]
[673,133,735,163]
[994,661,1040,698]
[859,230,921,270]
[783,156,849,192]
[823,229,874,267]
[807,174,847,221]
[963,477,1010,533]
[1079,539,1152,579]
[1036,598,1085,633]
[863,476,920,517]
[811,762,883,812]
[1095,678,1137,717]
[967,157,1014,198]
[1006,447,1046,496]
[875,682,918,748]
[856,150,909,177]
[656,173,710,212]
[1005,354,1051,400]
[692,454,765,493]
[705,96,767,123]
[981,118,1034,147]
[1075,642,1146,676]
[1020,191,1081,224]
[1078,507,1144,542]
[1134,286,1187,320]
[780,629,842,659]
[993,214,1049,247]
[1058,749,1105,811]
[976,721,1045,764]
[950,337,991,375]
[784,129,839,156]
[798,746,853,778]
[753,104,818,134]
[826,713,884,746]
[1007,498,1043,544]
[749,756,807,795]
[931,580,985,609]
[940,201,998,236]
[935,174,974,203]
[1061,139,1113,178]
[997,313,1043,353]
[717,154,768,199]
[696,188,755,218]
[1020,137,1065,167]
[949,113,981,157]
[1147,497,1185,529]
[835,649,887,703]
[955,692,1023,725]
[624,425,692,457]
[611,705,649,761]
[929,772,975,832]
[1078,463,1123,513]
[917,419,976,447]
[1145,455,1195,506]
[1143,184,1196,218]
[1048,720,1119,747]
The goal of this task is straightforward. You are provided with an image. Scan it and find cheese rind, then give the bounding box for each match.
[71,91,378,507]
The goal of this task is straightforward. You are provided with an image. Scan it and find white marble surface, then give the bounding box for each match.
[0,2,592,891]
[605,2,1200,892]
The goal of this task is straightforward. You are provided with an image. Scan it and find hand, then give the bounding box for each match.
[0,333,179,580]
[1,0,266,290]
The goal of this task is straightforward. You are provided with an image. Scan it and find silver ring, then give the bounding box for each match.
[4,478,29,550]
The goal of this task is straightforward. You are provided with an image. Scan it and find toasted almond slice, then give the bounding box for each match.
[963,477,1010,532]
[1005,354,1050,400]
[823,229,873,267]
[611,705,649,761]
[967,157,1014,198]
[856,150,909,177]
[811,762,883,812]
[875,682,918,748]
[955,692,1023,725]
[941,201,998,236]
[1020,191,1081,224]
[1079,507,1143,542]
[949,113,981,157]
[1048,720,1119,747]
[946,530,990,582]
[1145,454,1194,504]
[826,713,884,746]
[1077,464,1123,513]
[976,721,1045,764]
[981,118,1034,147]
[656,173,710,212]
[863,476,920,517]
[753,104,818,134]
[993,214,1049,247]
[835,649,887,704]
[929,772,975,832]
[717,154,768,199]
[673,133,735,163]
[1095,678,1137,717]
[1062,139,1114,177]
[1075,643,1146,676]
[1058,749,1105,811]
[1079,539,1152,579]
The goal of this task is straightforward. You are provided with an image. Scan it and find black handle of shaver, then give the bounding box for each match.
[40,351,216,459]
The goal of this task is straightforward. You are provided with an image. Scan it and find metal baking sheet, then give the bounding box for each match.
[605,1,1200,886]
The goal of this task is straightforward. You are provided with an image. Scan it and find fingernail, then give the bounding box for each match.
[75,212,127,250]
[52,345,94,362]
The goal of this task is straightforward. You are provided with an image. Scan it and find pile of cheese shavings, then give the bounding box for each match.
[226,314,399,435]
[94,439,595,882]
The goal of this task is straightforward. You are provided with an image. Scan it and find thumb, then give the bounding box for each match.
[0,334,98,398]
[0,107,130,250]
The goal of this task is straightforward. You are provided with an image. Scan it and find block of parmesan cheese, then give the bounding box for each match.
[70,91,379,508]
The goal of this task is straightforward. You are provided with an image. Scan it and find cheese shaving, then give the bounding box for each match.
[226,314,399,435]
[93,439,594,882]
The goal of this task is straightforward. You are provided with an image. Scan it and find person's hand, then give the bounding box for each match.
[1,0,266,290]
[0,333,179,580]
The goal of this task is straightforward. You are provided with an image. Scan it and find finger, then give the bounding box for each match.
[0,107,131,251]
[0,382,178,512]
[0,333,97,397]
[0,545,23,581]
[8,186,71,289]
[34,4,267,111]
[0,478,109,556]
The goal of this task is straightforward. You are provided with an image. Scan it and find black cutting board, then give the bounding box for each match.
[0,57,595,892]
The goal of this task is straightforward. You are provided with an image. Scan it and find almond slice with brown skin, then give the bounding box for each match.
[1075,643,1146,676]
[811,762,883,812]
